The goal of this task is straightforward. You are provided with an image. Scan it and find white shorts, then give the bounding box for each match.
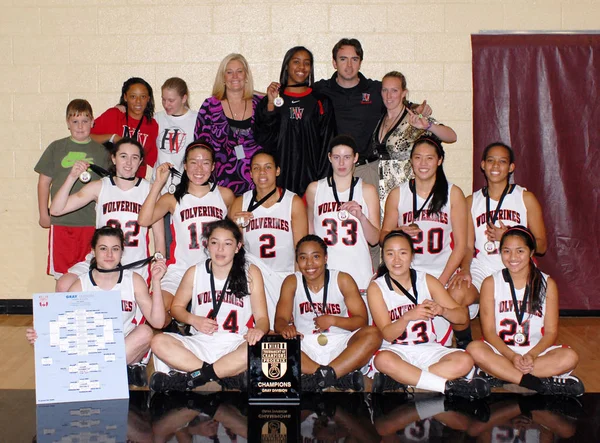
[301,330,358,367]
[481,341,572,377]
[153,331,246,374]
[160,265,188,295]
[470,258,496,292]
[377,342,463,372]
[432,317,453,346]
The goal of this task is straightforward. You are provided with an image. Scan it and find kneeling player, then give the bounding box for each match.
[150,219,269,392]
[467,226,583,396]
[275,235,382,392]
[367,231,489,399]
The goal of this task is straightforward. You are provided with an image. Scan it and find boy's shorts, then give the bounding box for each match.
[48,225,95,279]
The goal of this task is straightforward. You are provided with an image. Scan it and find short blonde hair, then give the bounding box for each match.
[212,53,255,100]
[66,99,93,119]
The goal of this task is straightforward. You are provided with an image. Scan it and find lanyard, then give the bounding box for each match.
[247,187,278,212]
[485,184,513,226]
[206,259,232,320]
[302,269,330,316]
[330,176,357,206]
[502,269,531,326]
[409,179,434,222]
[125,113,144,141]
[386,269,419,305]
[93,252,161,273]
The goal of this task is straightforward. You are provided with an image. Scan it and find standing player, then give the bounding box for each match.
[50,138,165,291]
[380,137,468,346]
[275,235,383,392]
[138,142,235,319]
[149,219,269,392]
[448,142,547,346]
[305,135,380,299]
[367,231,489,398]
[27,226,167,387]
[230,151,308,323]
[467,226,583,396]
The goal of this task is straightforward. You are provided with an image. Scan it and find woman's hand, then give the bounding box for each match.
[407,108,431,130]
[485,221,508,243]
[280,323,302,339]
[266,82,281,105]
[151,258,167,281]
[154,163,173,186]
[245,327,266,346]
[399,224,423,238]
[26,328,38,345]
[314,315,336,332]
[405,304,435,321]
[192,316,219,335]
[232,211,254,227]
[340,201,364,220]
[69,161,90,180]
[448,269,472,290]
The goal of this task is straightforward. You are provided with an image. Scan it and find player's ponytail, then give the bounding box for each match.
[376,230,415,278]
[174,140,215,203]
[411,137,448,215]
[500,226,546,314]
[203,219,249,298]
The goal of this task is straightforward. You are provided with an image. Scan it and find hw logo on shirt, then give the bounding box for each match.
[289,107,304,120]
[159,128,187,154]
[361,93,372,104]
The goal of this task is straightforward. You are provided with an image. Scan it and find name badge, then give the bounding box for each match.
[234,144,245,160]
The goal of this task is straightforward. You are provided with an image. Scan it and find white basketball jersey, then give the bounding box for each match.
[190,260,254,336]
[96,177,151,278]
[492,269,547,349]
[471,185,528,271]
[312,178,373,291]
[292,270,349,336]
[169,186,228,269]
[374,270,437,345]
[80,269,137,336]
[241,189,295,274]
[397,181,454,279]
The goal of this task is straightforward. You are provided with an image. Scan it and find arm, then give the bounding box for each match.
[49,162,101,216]
[37,174,52,228]
[379,187,400,244]
[448,195,476,290]
[247,264,270,343]
[426,274,468,325]
[406,109,457,143]
[151,218,166,256]
[274,275,298,338]
[228,195,252,230]
[523,190,547,255]
[525,277,558,359]
[346,183,380,246]
[315,97,337,179]
[367,281,411,342]
[90,109,122,145]
[437,186,467,285]
[291,195,308,246]
[253,94,281,152]
[138,163,174,226]
[304,182,317,234]
[133,261,167,329]
[315,272,367,332]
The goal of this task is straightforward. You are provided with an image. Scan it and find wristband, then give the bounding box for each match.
[426,121,433,131]
[109,134,116,143]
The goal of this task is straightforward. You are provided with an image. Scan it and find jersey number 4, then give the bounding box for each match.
[206,309,239,333]
[106,219,140,247]
[322,218,358,246]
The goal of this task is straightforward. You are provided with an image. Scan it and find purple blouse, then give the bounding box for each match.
[194,94,264,196]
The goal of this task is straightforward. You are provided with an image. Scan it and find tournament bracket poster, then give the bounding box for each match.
[33,291,129,404]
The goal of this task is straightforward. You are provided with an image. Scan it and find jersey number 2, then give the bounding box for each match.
[106,219,140,247]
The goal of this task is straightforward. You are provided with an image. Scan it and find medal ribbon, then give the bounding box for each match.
[330,176,358,209]
[125,113,144,142]
[386,269,419,306]
[93,252,162,273]
[502,269,531,326]
[409,179,434,223]
[247,187,278,212]
[302,269,330,319]
[206,259,232,321]
[485,184,513,226]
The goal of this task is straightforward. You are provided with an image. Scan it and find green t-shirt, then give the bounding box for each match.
[34,137,110,227]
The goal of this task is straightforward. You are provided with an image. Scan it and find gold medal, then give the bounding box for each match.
[317,334,328,346]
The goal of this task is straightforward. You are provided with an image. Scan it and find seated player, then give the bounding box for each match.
[229,151,307,325]
[149,219,269,392]
[26,226,167,387]
[367,231,489,399]
[467,226,584,396]
[274,235,382,392]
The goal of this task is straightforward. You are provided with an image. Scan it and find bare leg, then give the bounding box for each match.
[329,326,382,377]
[212,342,248,378]
[428,350,474,380]
[151,333,205,372]
[55,272,78,292]
[125,324,154,364]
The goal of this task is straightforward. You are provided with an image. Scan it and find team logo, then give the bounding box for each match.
[261,420,287,442]
[289,107,304,120]
[361,93,372,104]
[261,342,287,380]
[39,295,48,307]
[159,127,187,154]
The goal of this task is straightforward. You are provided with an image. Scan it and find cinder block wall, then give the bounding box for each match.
[1,0,596,299]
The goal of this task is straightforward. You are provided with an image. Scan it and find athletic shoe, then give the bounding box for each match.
[372,373,406,394]
[445,376,490,399]
[127,364,148,387]
[220,371,248,392]
[476,369,504,388]
[334,371,364,392]
[540,375,585,397]
[149,371,190,392]
[301,366,336,392]
[301,373,323,392]
[444,397,491,422]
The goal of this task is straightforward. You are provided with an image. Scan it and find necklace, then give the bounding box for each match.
[226,99,247,121]
[379,106,406,141]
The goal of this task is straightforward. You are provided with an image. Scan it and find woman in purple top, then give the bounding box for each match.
[194,53,263,196]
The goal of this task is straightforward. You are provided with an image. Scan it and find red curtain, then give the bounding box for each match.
[472,34,600,310]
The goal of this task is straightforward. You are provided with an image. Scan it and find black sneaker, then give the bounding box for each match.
[220,371,248,392]
[372,373,406,394]
[540,375,585,397]
[301,373,323,392]
[444,397,491,422]
[149,371,190,392]
[476,369,504,388]
[334,371,364,392]
[127,365,135,386]
[128,364,148,387]
[301,366,336,392]
[445,376,490,399]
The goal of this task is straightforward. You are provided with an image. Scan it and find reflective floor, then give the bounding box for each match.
[2,390,598,442]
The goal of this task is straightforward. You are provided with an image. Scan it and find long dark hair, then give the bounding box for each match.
[118,77,155,123]
[173,140,215,203]
[108,137,144,176]
[376,231,415,278]
[203,219,248,298]
[481,142,515,180]
[411,136,448,214]
[89,226,125,270]
[499,225,546,315]
[279,46,315,87]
